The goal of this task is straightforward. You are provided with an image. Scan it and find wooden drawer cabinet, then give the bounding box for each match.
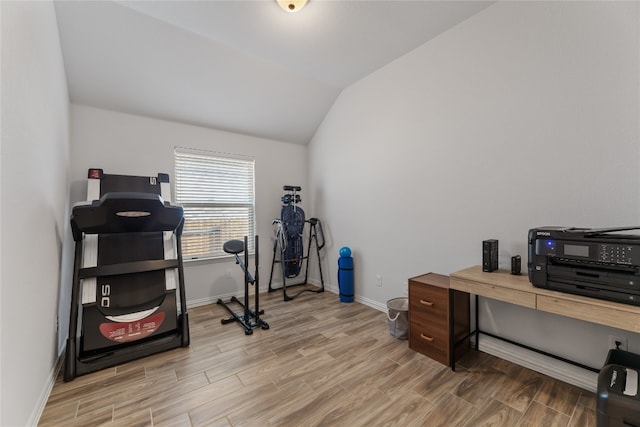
[408,273,470,366]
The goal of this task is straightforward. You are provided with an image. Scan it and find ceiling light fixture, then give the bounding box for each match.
[276,0,308,13]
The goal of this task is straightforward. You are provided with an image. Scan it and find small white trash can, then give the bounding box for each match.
[386,297,409,340]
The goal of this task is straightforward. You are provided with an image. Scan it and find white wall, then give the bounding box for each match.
[68,105,308,306]
[0,2,71,425]
[309,1,640,374]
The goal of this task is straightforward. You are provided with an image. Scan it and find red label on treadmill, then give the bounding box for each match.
[88,168,102,179]
[99,312,165,343]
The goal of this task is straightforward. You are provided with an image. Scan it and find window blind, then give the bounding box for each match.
[174,148,255,259]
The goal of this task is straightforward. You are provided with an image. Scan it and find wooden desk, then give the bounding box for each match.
[449,265,640,370]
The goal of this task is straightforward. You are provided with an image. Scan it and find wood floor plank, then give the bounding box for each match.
[234,346,309,386]
[240,328,302,356]
[76,367,178,418]
[46,367,146,410]
[454,365,507,407]
[37,399,79,427]
[48,366,117,397]
[226,379,314,427]
[202,347,280,384]
[337,356,401,397]
[492,365,544,413]
[200,416,232,427]
[109,408,152,427]
[113,372,209,421]
[412,362,469,402]
[355,390,434,427]
[150,375,243,425]
[422,392,477,426]
[264,381,347,426]
[312,386,393,426]
[463,397,523,427]
[569,404,597,427]
[173,346,247,380]
[42,403,113,427]
[376,356,440,399]
[534,376,583,416]
[271,350,337,388]
[187,380,279,427]
[568,391,598,427]
[517,401,570,427]
[39,291,598,427]
[153,412,192,427]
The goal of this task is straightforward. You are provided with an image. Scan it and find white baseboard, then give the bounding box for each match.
[187,285,272,308]
[187,292,233,308]
[187,281,313,308]
[355,294,387,312]
[31,353,64,426]
[477,334,598,392]
[307,279,390,312]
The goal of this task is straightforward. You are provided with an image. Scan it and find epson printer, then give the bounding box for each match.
[528,226,640,306]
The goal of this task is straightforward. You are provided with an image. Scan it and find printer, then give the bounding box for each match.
[528,226,640,306]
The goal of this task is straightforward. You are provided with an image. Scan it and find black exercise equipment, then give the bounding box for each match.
[268,185,326,301]
[64,169,189,381]
[217,236,269,335]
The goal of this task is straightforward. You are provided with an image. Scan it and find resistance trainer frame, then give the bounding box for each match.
[217,236,269,335]
[268,186,326,301]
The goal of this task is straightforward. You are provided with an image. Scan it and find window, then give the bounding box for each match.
[174,148,255,260]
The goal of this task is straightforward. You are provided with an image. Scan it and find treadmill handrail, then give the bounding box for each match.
[79,259,180,279]
[71,192,184,240]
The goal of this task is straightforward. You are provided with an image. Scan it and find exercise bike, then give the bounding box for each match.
[217,236,269,335]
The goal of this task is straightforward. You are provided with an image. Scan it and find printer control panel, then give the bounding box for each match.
[599,244,634,265]
[536,239,640,267]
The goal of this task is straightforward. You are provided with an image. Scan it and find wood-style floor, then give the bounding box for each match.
[39,287,597,426]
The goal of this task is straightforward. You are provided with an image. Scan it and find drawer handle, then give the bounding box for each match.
[419,299,434,307]
[420,334,434,342]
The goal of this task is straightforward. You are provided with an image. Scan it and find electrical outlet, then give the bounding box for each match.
[226,269,232,278]
[609,335,628,351]
[376,275,382,287]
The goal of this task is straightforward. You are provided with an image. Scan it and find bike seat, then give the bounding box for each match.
[223,239,244,255]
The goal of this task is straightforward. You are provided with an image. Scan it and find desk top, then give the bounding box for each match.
[409,272,449,289]
[451,266,532,292]
[450,265,640,333]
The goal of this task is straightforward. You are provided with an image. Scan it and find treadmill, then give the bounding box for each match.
[64,169,189,381]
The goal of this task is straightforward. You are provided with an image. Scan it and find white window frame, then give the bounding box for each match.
[174,147,256,260]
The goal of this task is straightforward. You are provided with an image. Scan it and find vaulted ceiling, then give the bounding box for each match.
[54,0,493,144]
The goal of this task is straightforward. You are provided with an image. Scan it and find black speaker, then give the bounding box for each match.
[483,239,498,272]
[511,255,521,275]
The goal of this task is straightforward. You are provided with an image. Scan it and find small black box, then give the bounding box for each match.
[483,239,498,272]
[511,255,521,275]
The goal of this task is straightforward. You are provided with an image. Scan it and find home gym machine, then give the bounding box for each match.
[64,169,189,381]
[268,185,326,301]
[217,236,269,335]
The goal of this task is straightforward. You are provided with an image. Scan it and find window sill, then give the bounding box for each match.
[182,252,256,264]
[183,254,233,264]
